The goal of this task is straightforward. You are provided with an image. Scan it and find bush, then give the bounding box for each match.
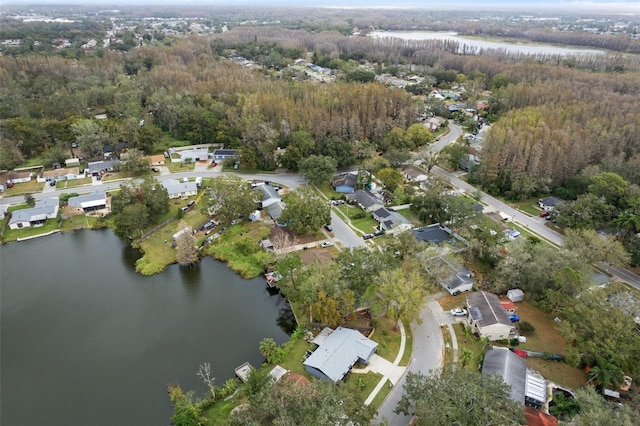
[518,321,535,335]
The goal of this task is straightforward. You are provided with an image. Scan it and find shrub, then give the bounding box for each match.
[518,321,535,335]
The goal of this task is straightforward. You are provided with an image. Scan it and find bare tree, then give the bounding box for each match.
[196,362,216,399]
[175,220,198,266]
[270,227,298,254]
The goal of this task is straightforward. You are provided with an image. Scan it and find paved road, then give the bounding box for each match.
[375,298,444,425]
[329,210,366,248]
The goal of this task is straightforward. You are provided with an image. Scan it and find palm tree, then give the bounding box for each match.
[259,337,279,364]
[459,348,472,369]
[612,210,640,237]
[588,357,624,390]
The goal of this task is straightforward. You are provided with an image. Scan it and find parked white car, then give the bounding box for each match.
[320,241,333,248]
[450,308,468,317]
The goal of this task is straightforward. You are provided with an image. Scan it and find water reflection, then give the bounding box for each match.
[277,300,297,334]
[180,263,202,296]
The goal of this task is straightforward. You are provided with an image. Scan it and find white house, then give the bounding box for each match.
[538,196,563,211]
[466,291,516,341]
[9,197,59,230]
[67,191,107,212]
[162,179,198,199]
[179,148,209,163]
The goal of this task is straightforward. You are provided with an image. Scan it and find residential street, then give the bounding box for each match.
[375,297,444,425]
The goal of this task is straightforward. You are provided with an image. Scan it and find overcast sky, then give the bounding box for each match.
[2,0,639,11]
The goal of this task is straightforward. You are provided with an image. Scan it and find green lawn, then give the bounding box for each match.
[2,214,60,242]
[2,180,44,196]
[56,177,92,189]
[202,222,272,279]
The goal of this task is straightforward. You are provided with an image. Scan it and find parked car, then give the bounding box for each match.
[539,210,550,218]
[320,241,333,248]
[151,167,160,172]
[49,180,56,186]
[373,229,385,237]
[363,233,374,240]
[211,161,217,167]
[324,224,333,232]
[509,314,521,323]
[331,199,345,205]
[450,308,468,317]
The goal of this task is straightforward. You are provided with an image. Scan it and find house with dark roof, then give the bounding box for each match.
[304,327,378,383]
[87,160,120,176]
[372,207,412,234]
[538,196,563,211]
[212,149,238,162]
[68,191,107,212]
[482,347,527,403]
[466,291,516,341]
[346,189,383,212]
[332,173,357,194]
[9,197,59,230]
[412,224,452,245]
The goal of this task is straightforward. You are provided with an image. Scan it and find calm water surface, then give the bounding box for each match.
[0,229,294,426]
[370,31,604,56]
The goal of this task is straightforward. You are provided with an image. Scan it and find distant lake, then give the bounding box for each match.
[0,229,294,426]
[369,31,605,56]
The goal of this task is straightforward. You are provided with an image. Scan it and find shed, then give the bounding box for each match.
[65,158,80,167]
[507,289,525,303]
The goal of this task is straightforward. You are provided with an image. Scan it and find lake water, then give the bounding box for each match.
[0,229,294,426]
[369,31,604,56]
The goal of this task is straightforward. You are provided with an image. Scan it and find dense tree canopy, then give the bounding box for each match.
[396,369,525,425]
[280,187,330,235]
[229,374,374,425]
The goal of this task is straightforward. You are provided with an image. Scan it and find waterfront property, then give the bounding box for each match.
[67,191,108,213]
[304,327,378,383]
[8,197,59,230]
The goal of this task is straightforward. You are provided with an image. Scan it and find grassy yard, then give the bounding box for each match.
[203,222,272,279]
[2,180,44,196]
[134,198,207,275]
[56,177,92,189]
[394,208,421,225]
[369,317,403,363]
[1,215,60,242]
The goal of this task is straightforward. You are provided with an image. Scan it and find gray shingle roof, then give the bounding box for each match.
[346,190,382,209]
[412,224,451,244]
[467,291,513,327]
[9,197,59,225]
